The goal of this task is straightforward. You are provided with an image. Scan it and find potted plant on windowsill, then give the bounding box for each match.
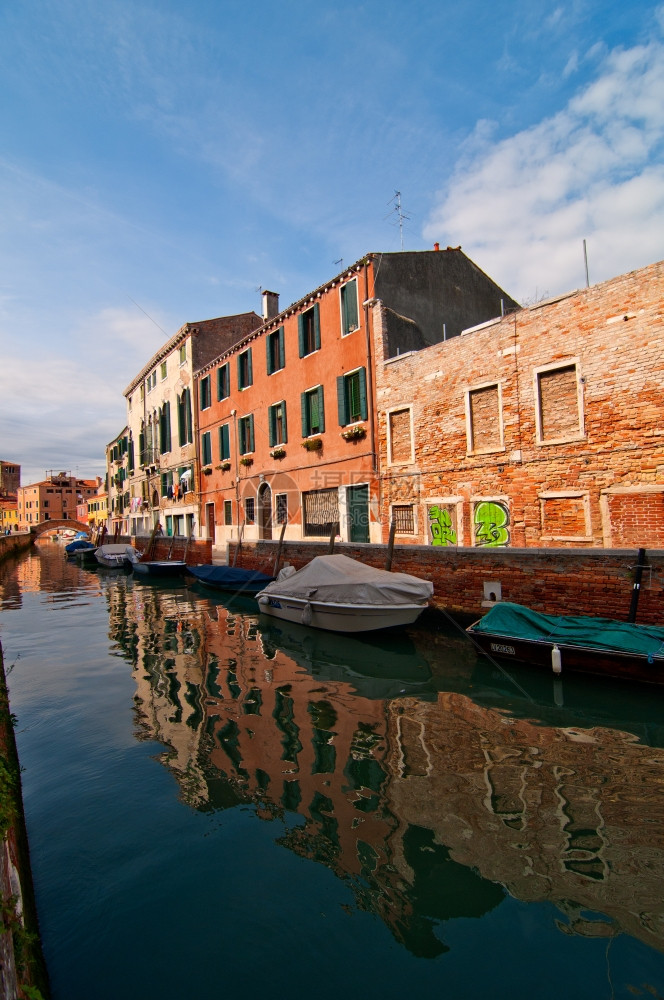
[341,424,366,441]
[302,438,322,451]
[202,466,212,476]
[270,447,286,459]
[216,461,231,472]
[239,456,254,467]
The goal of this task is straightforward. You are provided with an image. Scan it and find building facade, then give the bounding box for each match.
[374,259,664,548]
[194,249,515,551]
[0,461,20,496]
[17,472,102,531]
[122,312,262,539]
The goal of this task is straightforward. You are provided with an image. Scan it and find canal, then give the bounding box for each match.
[1,539,664,999]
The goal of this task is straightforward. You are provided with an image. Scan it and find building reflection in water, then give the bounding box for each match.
[106,582,664,959]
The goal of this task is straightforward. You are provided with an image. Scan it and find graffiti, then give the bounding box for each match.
[474,501,510,547]
[428,505,457,546]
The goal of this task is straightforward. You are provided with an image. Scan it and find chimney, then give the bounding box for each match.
[433,242,440,251]
[262,290,279,321]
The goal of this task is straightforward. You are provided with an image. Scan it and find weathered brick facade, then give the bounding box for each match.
[374,259,664,549]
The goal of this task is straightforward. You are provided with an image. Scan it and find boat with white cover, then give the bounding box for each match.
[256,554,432,633]
[94,544,140,569]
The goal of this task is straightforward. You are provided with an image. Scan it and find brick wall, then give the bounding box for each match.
[230,540,664,625]
[373,259,664,549]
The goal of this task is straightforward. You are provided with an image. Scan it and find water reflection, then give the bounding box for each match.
[101,575,664,959]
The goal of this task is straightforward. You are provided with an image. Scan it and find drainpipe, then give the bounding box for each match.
[363,259,377,476]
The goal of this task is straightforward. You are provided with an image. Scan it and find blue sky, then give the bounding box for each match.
[1,0,663,486]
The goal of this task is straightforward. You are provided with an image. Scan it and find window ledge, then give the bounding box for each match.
[536,434,587,447]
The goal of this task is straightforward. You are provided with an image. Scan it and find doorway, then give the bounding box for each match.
[348,484,369,543]
[258,483,272,540]
[205,503,215,542]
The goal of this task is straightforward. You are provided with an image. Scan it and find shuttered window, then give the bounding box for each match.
[217,363,230,400]
[340,279,359,335]
[238,415,255,455]
[268,401,288,446]
[266,327,285,374]
[298,304,321,357]
[237,348,253,390]
[301,386,325,436]
[218,423,230,461]
[337,368,367,425]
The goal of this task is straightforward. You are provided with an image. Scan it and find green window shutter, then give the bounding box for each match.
[266,334,274,376]
[237,354,242,388]
[128,439,134,472]
[342,281,358,333]
[316,385,325,432]
[200,380,205,409]
[177,396,183,445]
[139,429,145,463]
[219,424,229,461]
[281,400,288,443]
[165,401,171,451]
[300,392,308,436]
[247,348,253,386]
[268,406,276,447]
[298,314,305,358]
[314,303,321,351]
[278,327,285,369]
[358,367,368,420]
[186,389,192,443]
[248,414,255,452]
[337,376,348,426]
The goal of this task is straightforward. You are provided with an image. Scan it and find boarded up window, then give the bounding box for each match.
[303,488,339,537]
[468,385,501,451]
[540,495,588,538]
[537,365,580,441]
[389,409,412,464]
[428,503,458,546]
[607,492,664,547]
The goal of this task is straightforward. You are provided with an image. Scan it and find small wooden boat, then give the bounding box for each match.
[186,564,274,595]
[132,560,187,578]
[65,538,95,556]
[467,601,664,685]
[256,554,433,633]
[94,544,139,569]
[74,546,98,567]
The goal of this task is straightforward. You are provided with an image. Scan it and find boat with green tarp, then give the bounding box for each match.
[467,601,664,685]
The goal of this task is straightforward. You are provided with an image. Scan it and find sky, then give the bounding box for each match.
[1,0,663,487]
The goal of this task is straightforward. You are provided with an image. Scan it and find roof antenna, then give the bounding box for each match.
[385,191,411,250]
[334,258,343,270]
[583,239,590,287]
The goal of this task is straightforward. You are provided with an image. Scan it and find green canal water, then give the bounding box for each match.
[1,539,664,999]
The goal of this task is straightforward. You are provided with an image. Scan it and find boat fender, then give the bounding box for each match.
[257,595,269,606]
[302,602,313,626]
[551,645,562,675]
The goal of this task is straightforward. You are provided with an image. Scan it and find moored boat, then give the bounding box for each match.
[132,560,187,578]
[186,564,274,595]
[256,554,433,633]
[94,544,139,569]
[467,601,664,685]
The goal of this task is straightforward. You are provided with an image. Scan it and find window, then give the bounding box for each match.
[268,401,288,446]
[466,383,503,453]
[237,348,253,390]
[301,386,325,437]
[238,414,255,455]
[391,504,415,534]
[303,488,339,537]
[200,375,211,410]
[266,327,285,375]
[244,497,255,524]
[340,279,359,335]
[275,493,288,524]
[147,371,156,391]
[222,500,232,526]
[201,431,212,466]
[159,402,171,454]
[337,368,367,425]
[177,389,193,445]
[219,424,230,461]
[535,362,584,444]
[388,407,413,464]
[298,303,320,357]
[217,362,230,400]
[160,471,174,497]
[179,344,187,365]
[160,361,167,380]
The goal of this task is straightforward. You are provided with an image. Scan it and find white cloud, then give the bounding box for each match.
[424,38,664,302]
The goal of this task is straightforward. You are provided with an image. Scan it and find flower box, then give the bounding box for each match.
[216,462,231,472]
[240,456,254,467]
[270,448,286,459]
[341,425,366,441]
[302,438,322,451]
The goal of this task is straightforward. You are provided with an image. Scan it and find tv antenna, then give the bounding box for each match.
[334,258,343,270]
[385,190,411,250]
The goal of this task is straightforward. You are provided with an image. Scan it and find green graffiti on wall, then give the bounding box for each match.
[428,505,457,546]
[474,501,510,547]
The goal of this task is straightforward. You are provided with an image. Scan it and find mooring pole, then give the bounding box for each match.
[627,547,647,623]
[385,520,396,571]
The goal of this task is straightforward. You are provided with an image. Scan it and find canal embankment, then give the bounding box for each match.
[0,641,49,1000]
[230,540,664,625]
[0,536,33,568]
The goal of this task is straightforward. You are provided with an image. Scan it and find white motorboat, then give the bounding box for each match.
[94,544,140,569]
[256,554,433,633]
